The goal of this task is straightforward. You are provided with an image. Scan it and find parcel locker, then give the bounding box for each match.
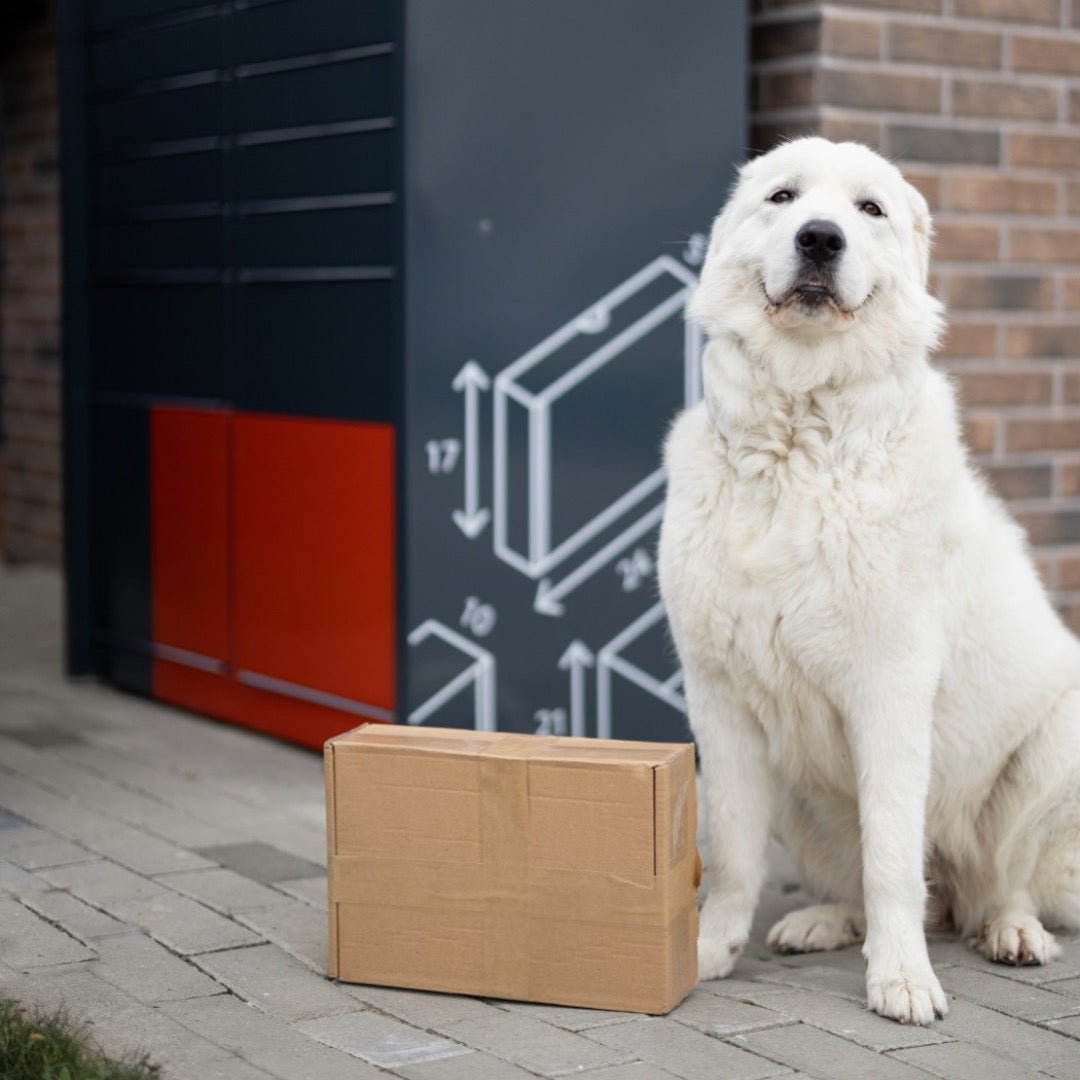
[63,0,746,746]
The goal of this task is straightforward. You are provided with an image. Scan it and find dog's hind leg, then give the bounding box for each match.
[768,903,866,953]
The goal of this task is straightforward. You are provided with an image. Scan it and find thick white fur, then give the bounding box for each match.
[658,138,1080,1025]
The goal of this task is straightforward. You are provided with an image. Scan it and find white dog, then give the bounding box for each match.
[658,137,1080,1025]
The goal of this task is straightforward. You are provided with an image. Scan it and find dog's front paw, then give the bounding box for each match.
[971,915,1061,967]
[698,931,746,980]
[866,961,948,1025]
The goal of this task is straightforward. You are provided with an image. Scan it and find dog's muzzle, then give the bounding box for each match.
[795,219,846,268]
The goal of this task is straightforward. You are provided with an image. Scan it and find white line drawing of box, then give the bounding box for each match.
[406,619,496,731]
[595,602,686,740]
[493,255,702,581]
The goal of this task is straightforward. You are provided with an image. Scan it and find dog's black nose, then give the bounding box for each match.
[795,220,846,266]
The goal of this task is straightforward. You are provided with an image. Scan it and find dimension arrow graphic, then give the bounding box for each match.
[558,640,594,738]
[451,360,490,538]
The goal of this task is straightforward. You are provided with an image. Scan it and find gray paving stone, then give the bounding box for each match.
[272,875,328,910]
[40,859,169,904]
[108,891,262,955]
[0,772,214,875]
[892,1039,1046,1080]
[1047,1011,1080,1039]
[939,964,1080,1021]
[753,963,868,1004]
[21,888,128,942]
[195,841,323,884]
[938,997,1080,1080]
[393,1048,541,1080]
[5,724,88,748]
[162,994,387,1080]
[739,987,950,1052]
[573,1066,684,1080]
[0,858,50,896]
[296,1010,472,1069]
[587,1017,790,1080]
[234,898,326,971]
[1045,976,1080,997]
[344,982,510,1029]
[495,999,642,1032]
[670,989,793,1037]
[194,942,357,1022]
[154,867,292,914]
[0,964,136,1021]
[730,1022,935,1080]
[89,932,225,1003]
[0,897,96,968]
[4,836,98,869]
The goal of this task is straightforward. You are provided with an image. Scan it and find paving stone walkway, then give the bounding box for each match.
[2,564,1080,1079]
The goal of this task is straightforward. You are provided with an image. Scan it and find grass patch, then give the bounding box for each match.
[0,999,159,1080]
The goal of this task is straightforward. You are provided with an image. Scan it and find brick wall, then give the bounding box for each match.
[752,0,1080,632]
[0,0,62,565]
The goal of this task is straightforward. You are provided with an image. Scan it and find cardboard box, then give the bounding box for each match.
[324,724,699,1014]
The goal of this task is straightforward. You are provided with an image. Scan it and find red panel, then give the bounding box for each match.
[233,415,396,721]
[151,406,230,661]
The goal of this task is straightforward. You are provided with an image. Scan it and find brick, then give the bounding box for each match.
[296,1012,472,1070]
[1061,601,1080,634]
[963,415,998,454]
[394,1051,539,1080]
[193,943,357,1023]
[194,841,323,884]
[888,125,1000,166]
[954,0,1060,22]
[585,1017,789,1080]
[40,859,169,904]
[1013,35,1080,76]
[823,15,881,59]
[822,68,940,112]
[888,25,1001,69]
[953,79,1058,122]
[948,274,1053,312]
[981,463,1053,500]
[163,995,387,1080]
[1060,461,1080,494]
[900,167,941,210]
[934,223,999,262]
[733,1023,933,1079]
[0,897,95,968]
[751,120,819,157]
[496,1000,639,1032]
[1012,227,1080,264]
[950,171,1049,213]
[752,17,821,62]
[952,371,1053,406]
[758,68,816,111]
[1059,277,1080,314]
[1007,323,1080,361]
[936,321,997,360]
[1011,132,1080,170]
[1059,555,1080,589]
[233,898,326,971]
[1066,372,1080,401]
[666,990,785,1037]
[819,113,884,150]
[1006,417,1080,452]
[1015,508,1080,544]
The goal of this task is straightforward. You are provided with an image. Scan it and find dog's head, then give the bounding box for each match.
[690,138,943,388]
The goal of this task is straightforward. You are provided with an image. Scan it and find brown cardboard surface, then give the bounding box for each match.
[325,724,698,1014]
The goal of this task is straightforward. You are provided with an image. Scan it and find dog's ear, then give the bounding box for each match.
[903,179,933,288]
[706,158,759,262]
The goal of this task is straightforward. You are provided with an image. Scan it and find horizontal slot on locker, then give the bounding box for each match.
[91,16,222,92]
[235,204,395,267]
[233,128,393,200]
[235,0,395,66]
[92,0,217,34]
[94,82,221,148]
[235,53,394,133]
[94,151,221,210]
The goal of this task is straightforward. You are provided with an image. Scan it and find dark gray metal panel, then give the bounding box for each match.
[402,1,745,740]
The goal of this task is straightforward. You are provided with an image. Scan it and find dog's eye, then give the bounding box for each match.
[859,200,884,217]
[768,189,795,205]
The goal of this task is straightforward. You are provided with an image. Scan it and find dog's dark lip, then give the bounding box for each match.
[761,279,876,317]
[795,283,832,298]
